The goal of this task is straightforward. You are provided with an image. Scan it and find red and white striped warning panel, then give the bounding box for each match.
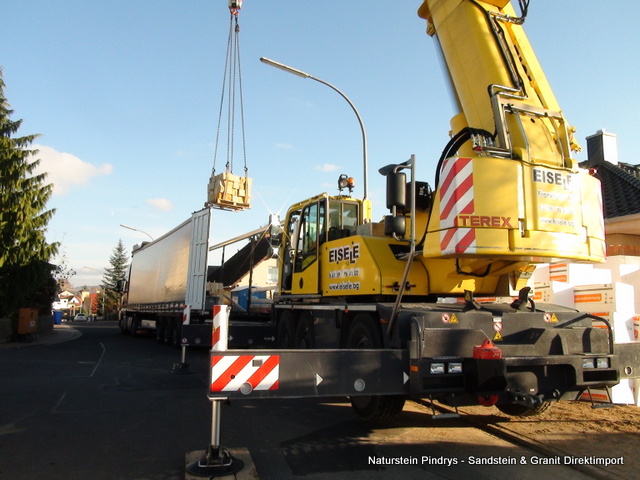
[439,156,476,255]
[208,349,407,399]
[210,354,280,393]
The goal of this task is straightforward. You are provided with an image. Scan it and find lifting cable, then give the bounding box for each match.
[212,1,248,178]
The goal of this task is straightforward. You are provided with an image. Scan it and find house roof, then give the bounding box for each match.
[583,160,640,219]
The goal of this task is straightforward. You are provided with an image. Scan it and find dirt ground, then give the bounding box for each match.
[453,400,640,480]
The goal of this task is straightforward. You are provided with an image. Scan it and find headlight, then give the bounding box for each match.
[430,363,445,374]
[582,358,596,369]
[447,362,463,374]
[596,357,610,369]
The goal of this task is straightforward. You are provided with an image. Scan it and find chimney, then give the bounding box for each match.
[586,129,618,167]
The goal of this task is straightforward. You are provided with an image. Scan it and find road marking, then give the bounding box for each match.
[90,342,106,377]
[52,392,67,414]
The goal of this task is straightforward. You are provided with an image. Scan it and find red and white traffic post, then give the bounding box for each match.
[172,305,191,373]
[186,304,244,477]
[209,305,228,452]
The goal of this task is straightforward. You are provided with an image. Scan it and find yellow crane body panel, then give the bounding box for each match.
[423,155,605,265]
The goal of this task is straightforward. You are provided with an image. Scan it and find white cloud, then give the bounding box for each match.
[275,142,294,150]
[30,144,113,195]
[146,198,174,211]
[314,163,340,172]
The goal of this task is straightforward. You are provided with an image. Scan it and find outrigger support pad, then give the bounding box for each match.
[186,445,244,477]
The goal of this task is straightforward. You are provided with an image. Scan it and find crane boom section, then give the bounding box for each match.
[418,0,577,166]
[413,0,605,281]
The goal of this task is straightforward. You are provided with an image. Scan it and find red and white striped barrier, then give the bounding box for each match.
[211,305,229,352]
[210,354,280,394]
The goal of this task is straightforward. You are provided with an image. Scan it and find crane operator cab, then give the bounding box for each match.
[279,176,368,296]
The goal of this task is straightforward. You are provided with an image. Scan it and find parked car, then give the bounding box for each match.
[74,313,87,322]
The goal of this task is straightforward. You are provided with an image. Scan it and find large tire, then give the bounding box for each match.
[277,311,296,348]
[294,312,315,349]
[171,318,182,348]
[130,315,140,337]
[155,318,165,343]
[347,313,406,422]
[496,401,551,417]
[119,313,129,334]
[164,318,174,345]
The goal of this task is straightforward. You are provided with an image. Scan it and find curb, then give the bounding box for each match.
[0,324,82,350]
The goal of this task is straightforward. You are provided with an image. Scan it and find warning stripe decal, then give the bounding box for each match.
[441,171,474,220]
[210,355,280,392]
[244,354,280,389]
[439,157,476,254]
[440,156,474,224]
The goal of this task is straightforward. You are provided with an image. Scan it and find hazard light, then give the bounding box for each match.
[337,174,355,195]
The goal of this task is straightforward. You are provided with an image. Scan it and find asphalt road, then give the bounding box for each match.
[0,322,598,480]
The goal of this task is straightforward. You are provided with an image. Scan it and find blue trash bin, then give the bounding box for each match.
[53,311,63,325]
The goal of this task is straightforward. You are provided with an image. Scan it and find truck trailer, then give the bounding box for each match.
[119,208,277,349]
[119,208,213,346]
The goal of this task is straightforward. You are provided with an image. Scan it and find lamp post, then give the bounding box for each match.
[120,224,154,241]
[260,57,369,200]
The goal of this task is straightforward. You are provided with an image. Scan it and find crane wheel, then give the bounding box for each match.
[294,312,315,349]
[277,311,296,348]
[347,313,406,422]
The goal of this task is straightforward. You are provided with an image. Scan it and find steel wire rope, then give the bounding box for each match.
[212,12,248,177]
[212,14,235,176]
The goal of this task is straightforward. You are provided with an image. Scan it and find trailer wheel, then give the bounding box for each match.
[171,318,182,348]
[156,318,165,343]
[347,313,405,422]
[130,315,140,337]
[496,401,551,417]
[119,315,129,334]
[294,312,315,349]
[277,311,295,348]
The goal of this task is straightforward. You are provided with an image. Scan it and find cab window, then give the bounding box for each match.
[294,201,325,272]
[328,201,359,240]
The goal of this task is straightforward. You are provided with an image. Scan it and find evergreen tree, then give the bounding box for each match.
[0,68,58,316]
[101,239,129,314]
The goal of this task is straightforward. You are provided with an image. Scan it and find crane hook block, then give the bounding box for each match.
[229,0,242,15]
[206,170,252,211]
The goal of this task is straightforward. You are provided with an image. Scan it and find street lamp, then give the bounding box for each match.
[260,57,369,200]
[120,224,154,241]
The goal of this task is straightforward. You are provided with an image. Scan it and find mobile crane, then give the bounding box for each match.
[206,0,639,422]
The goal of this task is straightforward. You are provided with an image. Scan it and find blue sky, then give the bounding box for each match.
[3,1,639,287]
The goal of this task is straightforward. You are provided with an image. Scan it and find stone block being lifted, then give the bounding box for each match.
[206,171,252,211]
